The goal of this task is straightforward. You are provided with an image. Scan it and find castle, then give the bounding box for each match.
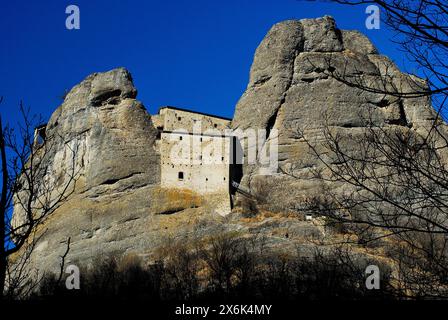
[35,105,244,214]
[153,106,242,213]
[17,16,438,281]
[152,106,233,195]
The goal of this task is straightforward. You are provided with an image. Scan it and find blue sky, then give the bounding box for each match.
[0,0,408,125]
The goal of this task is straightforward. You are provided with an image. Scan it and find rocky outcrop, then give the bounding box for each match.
[12,68,211,275]
[14,67,320,280]
[231,16,437,206]
[48,68,159,194]
[12,16,442,282]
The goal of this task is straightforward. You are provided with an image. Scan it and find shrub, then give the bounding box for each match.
[239,196,259,217]
[32,236,397,301]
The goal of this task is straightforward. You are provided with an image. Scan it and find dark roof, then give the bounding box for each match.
[158,106,232,121]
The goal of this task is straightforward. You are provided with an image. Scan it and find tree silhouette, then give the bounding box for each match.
[0,99,79,299]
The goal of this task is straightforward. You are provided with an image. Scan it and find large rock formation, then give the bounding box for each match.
[12,16,441,280]
[14,69,157,270]
[231,16,437,207]
[12,68,222,275]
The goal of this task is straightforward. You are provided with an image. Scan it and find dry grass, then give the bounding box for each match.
[238,209,298,223]
[117,253,143,271]
[152,187,203,214]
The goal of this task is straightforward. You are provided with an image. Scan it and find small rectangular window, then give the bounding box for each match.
[178,172,184,180]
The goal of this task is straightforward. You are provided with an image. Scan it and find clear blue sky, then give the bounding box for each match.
[1,0,409,125]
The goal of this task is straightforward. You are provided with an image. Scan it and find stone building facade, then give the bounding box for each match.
[152,107,235,204]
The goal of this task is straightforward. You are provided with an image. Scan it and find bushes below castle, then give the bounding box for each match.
[33,233,395,301]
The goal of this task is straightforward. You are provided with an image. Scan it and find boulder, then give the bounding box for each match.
[12,68,164,275]
[231,16,437,206]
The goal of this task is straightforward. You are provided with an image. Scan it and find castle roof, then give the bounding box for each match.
[158,106,232,121]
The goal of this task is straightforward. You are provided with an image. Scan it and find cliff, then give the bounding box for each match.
[11,16,440,279]
[231,16,437,209]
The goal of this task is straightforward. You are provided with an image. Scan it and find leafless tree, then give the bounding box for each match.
[0,99,79,299]
[331,0,448,110]
[285,0,448,298]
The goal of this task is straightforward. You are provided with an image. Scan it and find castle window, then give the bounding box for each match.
[178,172,184,181]
[179,136,183,141]
[178,117,182,121]
[214,124,218,128]
[223,177,226,181]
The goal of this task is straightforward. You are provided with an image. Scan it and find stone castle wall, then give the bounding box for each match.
[155,107,233,212]
[160,131,231,194]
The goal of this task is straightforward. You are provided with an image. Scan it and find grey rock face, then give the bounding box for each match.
[231,16,437,204]
[69,68,136,102]
[12,68,166,275]
[341,30,378,54]
[12,17,441,285]
[46,67,159,195]
[232,20,302,132]
[301,16,343,52]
